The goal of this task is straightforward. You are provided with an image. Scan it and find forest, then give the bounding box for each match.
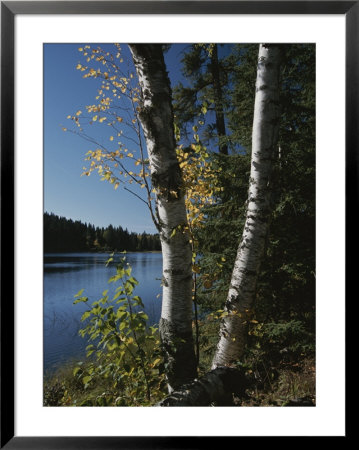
[44,212,161,252]
[44,43,315,407]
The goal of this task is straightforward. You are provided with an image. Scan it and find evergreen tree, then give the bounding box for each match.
[173,44,231,154]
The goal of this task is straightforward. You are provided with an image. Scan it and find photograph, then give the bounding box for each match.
[43,42,316,408]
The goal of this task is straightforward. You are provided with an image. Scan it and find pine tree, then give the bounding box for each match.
[173,44,230,154]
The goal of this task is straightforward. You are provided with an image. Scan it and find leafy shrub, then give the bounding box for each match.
[65,255,166,406]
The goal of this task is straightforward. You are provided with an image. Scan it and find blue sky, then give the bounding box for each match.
[44,43,190,233]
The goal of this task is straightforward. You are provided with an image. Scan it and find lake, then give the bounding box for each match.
[44,252,163,373]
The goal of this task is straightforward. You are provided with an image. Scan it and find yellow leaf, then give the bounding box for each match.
[109,136,114,141]
[93,115,98,121]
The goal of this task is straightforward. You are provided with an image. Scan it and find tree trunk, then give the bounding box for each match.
[211,44,228,155]
[157,367,251,406]
[129,44,197,391]
[212,44,282,368]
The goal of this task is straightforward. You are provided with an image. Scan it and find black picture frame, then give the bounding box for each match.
[1,1,351,447]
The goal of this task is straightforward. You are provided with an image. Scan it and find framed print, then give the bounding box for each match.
[1,1,351,447]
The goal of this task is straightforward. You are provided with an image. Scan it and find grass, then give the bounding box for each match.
[240,357,315,406]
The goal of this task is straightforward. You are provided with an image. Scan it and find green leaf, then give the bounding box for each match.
[73,296,88,305]
[139,312,149,321]
[117,310,127,320]
[81,311,91,321]
[152,358,161,367]
[108,274,121,283]
[73,367,82,376]
[82,376,92,385]
[128,276,139,286]
[116,267,125,277]
[74,289,84,298]
[113,291,125,301]
[106,254,113,267]
[124,280,134,295]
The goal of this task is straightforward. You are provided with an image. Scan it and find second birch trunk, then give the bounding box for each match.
[212,44,282,368]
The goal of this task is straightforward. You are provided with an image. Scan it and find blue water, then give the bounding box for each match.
[44,252,162,373]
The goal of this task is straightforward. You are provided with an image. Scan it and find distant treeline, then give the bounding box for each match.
[44,212,161,253]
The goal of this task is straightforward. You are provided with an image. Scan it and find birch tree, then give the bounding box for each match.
[128,44,197,391]
[212,44,282,368]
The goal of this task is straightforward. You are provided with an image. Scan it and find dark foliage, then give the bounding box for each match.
[44,212,161,253]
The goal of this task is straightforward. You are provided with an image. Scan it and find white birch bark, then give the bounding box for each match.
[129,45,197,391]
[212,44,282,368]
